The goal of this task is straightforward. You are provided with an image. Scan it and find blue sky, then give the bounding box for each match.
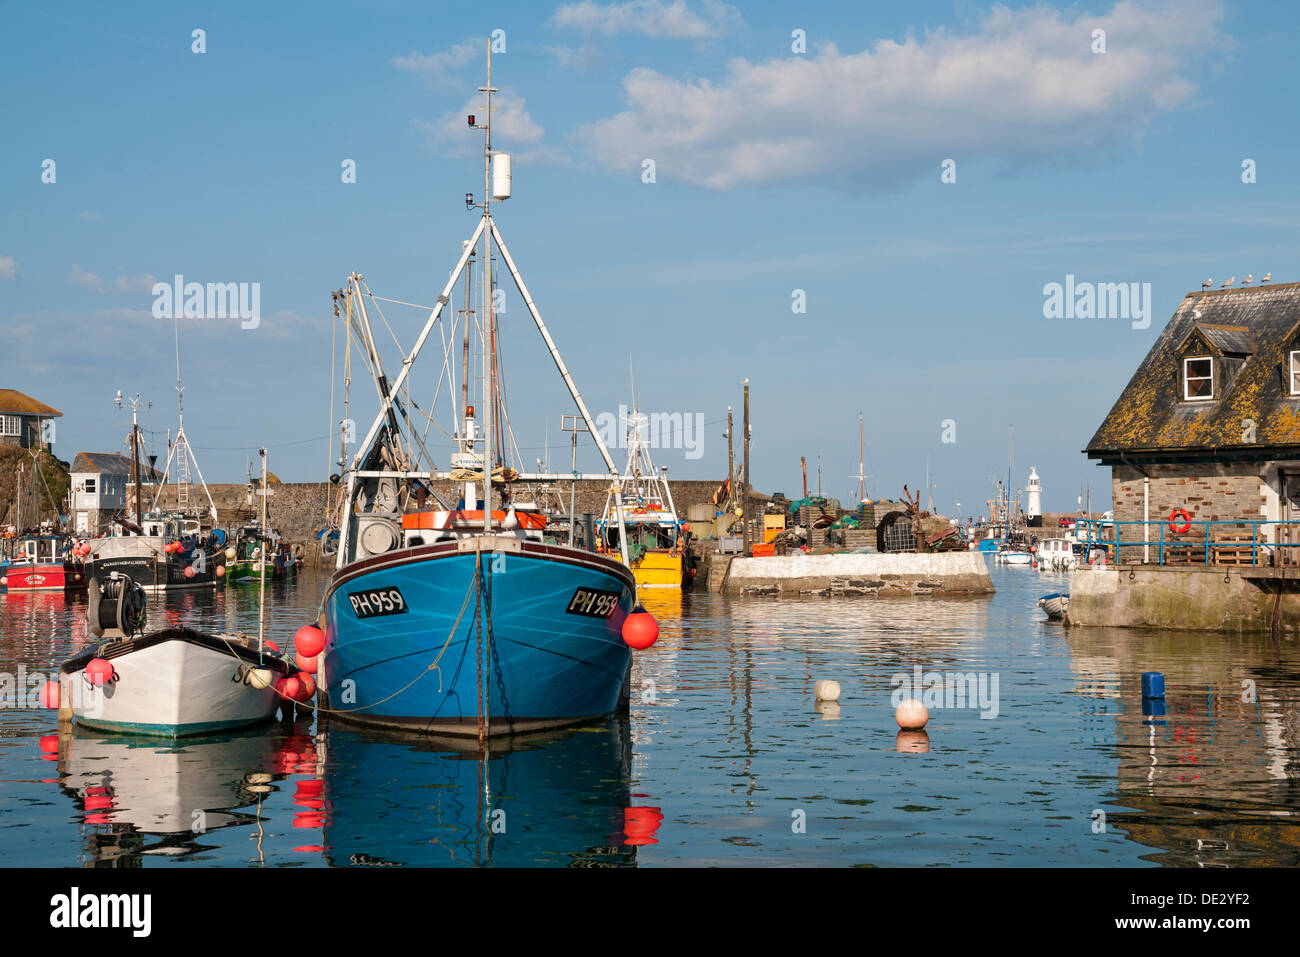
[2,0,1297,515]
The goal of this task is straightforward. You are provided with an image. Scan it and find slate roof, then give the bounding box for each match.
[71,452,162,480]
[0,389,61,417]
[1087,282,1300,459]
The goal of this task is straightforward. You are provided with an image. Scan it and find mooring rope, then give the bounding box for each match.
[241,552,481,714]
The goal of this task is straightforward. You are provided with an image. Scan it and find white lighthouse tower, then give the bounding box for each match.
[1026,467,1043,527]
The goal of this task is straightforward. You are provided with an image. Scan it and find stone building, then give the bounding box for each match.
[0,388,61,451]
[1086,281,1300,562]
[69,452,162,535]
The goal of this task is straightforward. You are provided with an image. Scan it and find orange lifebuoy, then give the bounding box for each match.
[1169,509,1192,535]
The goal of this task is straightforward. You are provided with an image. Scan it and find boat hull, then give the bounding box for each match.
[85,552,216,591]
[3,562,86,593]
[61,629,285,736]
[322,538,636,736]
[630,550,684,588]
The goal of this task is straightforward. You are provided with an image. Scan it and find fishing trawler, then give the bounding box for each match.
[317,47,656,737]
[597,406,687,588]
[83,392,222,591]
[3,531,87,593]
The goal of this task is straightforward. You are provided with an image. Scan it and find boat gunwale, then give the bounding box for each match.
[324,537,637,602]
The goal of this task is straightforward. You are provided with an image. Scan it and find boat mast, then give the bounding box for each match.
[257,448,267,654]
[480,40,496,533]
[117,391,149,528]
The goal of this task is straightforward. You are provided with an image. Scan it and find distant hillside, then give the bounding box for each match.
[0,447,70,530]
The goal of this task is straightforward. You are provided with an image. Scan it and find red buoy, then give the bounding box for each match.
[183,566,197,579]
[295,673,317,701]
[215,565,226,577]
[621,606,659,650]
[294,625,326,658]
[266,641,280,654]
[85,658,115,687]
[277,676,302,701]
[295,653,318,674]
[40,681,59,709]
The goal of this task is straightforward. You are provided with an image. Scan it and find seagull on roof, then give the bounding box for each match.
[1262,272,1272,283]
[1221,276,1235,288]
[1201,278,1213,290]
[1243,273,1254,285]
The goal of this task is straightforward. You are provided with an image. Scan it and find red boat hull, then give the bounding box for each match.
[4,562,88,593]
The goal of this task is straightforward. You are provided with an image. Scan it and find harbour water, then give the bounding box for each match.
[1,565,1297,867]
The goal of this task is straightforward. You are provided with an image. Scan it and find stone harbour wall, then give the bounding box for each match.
[723,550,995,597]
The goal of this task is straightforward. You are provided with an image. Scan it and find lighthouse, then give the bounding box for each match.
[1026,467,1042,527]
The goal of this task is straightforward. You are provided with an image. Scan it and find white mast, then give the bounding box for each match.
[338,42,631,569]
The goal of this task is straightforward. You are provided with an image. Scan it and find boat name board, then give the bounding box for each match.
[565,587,621,619]
[347,586,408,619]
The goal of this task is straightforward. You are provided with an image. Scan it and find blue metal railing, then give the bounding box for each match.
[1072,518,1300,567]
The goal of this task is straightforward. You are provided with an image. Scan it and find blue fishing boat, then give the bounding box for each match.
[317,45,651,738]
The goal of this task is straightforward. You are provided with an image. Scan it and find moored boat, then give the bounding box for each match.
[597,405,688,589]
[319,46,653,738]
[3,532,87,593]
[56,572,288,736]
[1037,592,1069,620]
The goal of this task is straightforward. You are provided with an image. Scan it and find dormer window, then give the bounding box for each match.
[1184,356,1214,400]
[1291,350,1300,395]
[1185,356,1211,400]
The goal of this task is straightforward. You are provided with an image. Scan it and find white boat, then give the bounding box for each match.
[996,549,1032,565]
[1037,593,1070,620]
[1035,538,1078,571]
[58,573,287,736]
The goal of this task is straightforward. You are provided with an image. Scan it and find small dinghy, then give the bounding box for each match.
[1037,593,1069,620]
[57,572,289,737]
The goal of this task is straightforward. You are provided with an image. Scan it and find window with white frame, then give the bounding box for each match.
[1184,356,1214,400]
[1290,350,1300,395]
[0,415,19,437]
[84,478,96,495]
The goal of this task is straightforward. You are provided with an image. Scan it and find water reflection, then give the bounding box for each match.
[53,727,285,866]
[319,718,637,867]
[1,565,1298,866]
[1067,627,1300,866]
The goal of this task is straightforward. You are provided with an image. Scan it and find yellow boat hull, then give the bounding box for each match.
[629,551,683,589]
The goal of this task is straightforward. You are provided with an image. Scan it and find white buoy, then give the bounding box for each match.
[247,668,275,690]
[895,699,929,729]
[816,700,841,720]
[814,679,841,702]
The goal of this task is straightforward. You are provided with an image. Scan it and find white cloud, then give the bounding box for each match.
[0,255,16,280]
[69,264,106,292]
[79,210,102,221]
[577,0,1225,189]
[393,40,479,83]
[113,273,158,294]
[68,265,157,294]
[552,0,742,39]
[418,91,550,159]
